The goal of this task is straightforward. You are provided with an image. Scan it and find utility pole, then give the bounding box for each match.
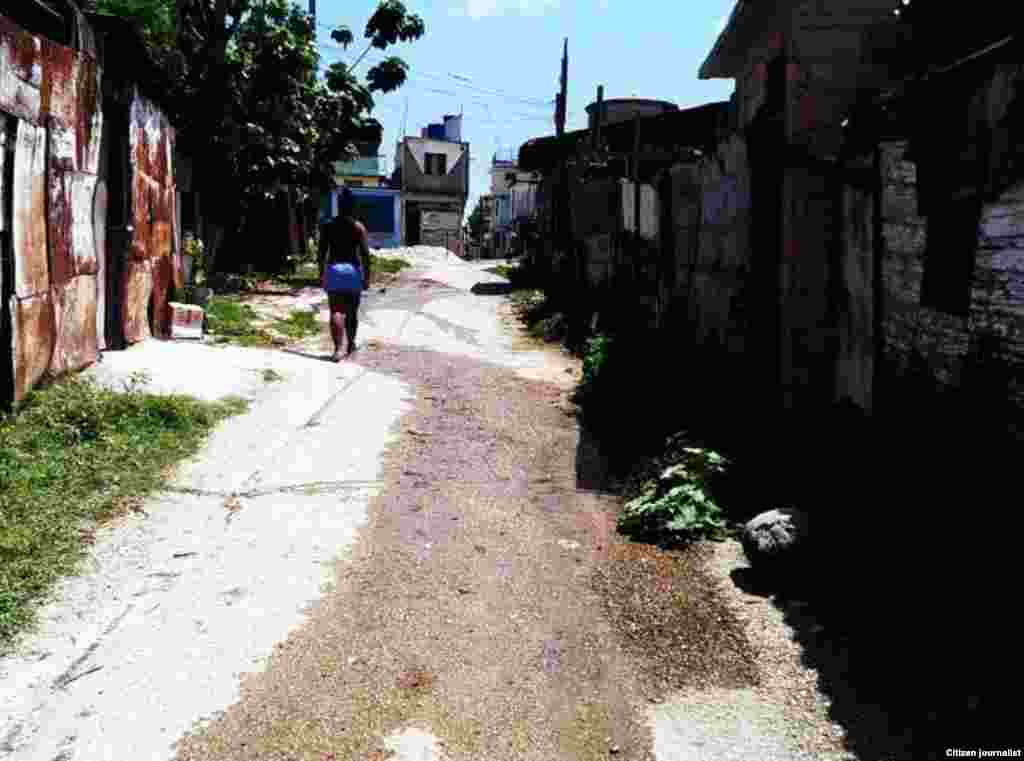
[554,38,569,310]
[555,38,568,137]
[594,85,604,152]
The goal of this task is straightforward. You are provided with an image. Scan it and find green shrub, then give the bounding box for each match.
[618,443,729,542]
[273,310,319,340]
[572,333,613,407]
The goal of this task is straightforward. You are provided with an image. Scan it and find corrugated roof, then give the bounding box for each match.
[518,101,731,173]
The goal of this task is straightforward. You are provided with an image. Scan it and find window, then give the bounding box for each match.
[425,152,447,176]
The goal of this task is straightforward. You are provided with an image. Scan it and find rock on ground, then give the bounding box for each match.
[740,509,810,571]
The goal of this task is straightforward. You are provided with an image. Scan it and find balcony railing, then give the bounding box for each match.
[334,157,380,176]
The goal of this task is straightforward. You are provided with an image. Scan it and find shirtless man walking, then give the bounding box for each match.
[319,187,372,361]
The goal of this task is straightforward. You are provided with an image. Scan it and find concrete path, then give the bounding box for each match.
[1,249,853,761]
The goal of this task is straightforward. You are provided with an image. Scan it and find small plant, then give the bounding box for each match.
[272,310,319,340]
[618,444,730,542]
[183,233,206,283]
[121,370,152,394]
[485,264,517,280]
[572,333,613,407]
[261,368,285,383]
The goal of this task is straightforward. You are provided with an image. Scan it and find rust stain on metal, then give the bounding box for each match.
[131,169,152,260]
[122,258,152,344]
[49,275,99,376]
[0,19,43,124]
[0,15,41,84]
[48,165,74,283]
[154,184,173,258]
[13,121,49,298]
[39,37,79,124]
[150,252,173,337]
[11,292,55,401]
[75,56,100,173]
[72,173,98,275]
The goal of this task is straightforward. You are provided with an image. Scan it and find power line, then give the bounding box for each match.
[317,44,553,108]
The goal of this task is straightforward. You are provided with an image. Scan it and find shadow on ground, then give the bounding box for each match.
[720,406,1021,761]
[560,334,1022,760]
[470,282,514,296]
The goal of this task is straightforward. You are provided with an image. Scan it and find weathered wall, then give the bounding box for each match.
[124,88,176,344]
[836,157,875,410]
[1,12,177,402]
[785,0,896,154]
[1,12,104,399]
[658,135,753,378]
[881,140,1024,435]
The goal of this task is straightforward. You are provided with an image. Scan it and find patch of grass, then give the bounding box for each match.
[272,310,319,341]
[261,368,285,383]
[369,254,411,276]
[0,375,248,648]
[205,296,275,347]
[485,264,517,279]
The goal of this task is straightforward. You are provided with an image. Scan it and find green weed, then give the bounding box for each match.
[272,310,319,340]
[205,296,275,347]
[0,377,247,648]
[618,439,730,542]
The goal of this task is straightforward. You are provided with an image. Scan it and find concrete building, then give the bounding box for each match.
[333,138,387,189]
[394,114,469,253]
[489,155,539,257]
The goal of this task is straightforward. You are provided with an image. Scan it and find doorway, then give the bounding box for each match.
[405,202,421,245]
[100,99,131,351]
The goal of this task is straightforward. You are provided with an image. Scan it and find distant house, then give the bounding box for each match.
[334,136,386,189]
[1,2,181,406]
[395,115,469,253]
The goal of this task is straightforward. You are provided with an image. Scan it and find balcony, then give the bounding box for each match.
[334,156,381,177]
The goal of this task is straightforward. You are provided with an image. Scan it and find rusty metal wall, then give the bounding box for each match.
[125,88,176,344]
[1,11,175,402]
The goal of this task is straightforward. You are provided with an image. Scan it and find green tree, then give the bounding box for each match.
[467,197,488,241]
[87,0,424,274]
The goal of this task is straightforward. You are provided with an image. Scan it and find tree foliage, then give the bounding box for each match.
[88,0,424,270]
[467,197,488,240]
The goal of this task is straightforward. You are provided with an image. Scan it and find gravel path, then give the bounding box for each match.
[173,263,861,761]
[2,250,871,761]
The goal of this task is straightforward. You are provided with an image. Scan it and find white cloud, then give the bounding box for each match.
[453,0,562,20]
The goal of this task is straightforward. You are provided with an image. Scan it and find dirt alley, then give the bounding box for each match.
[171,268,776,761]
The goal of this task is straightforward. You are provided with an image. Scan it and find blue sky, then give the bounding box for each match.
[313,0,738,220]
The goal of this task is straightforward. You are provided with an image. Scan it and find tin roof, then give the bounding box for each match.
[518,101,731,173]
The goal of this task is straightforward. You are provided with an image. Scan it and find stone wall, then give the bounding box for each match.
[881,140,1024,437]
